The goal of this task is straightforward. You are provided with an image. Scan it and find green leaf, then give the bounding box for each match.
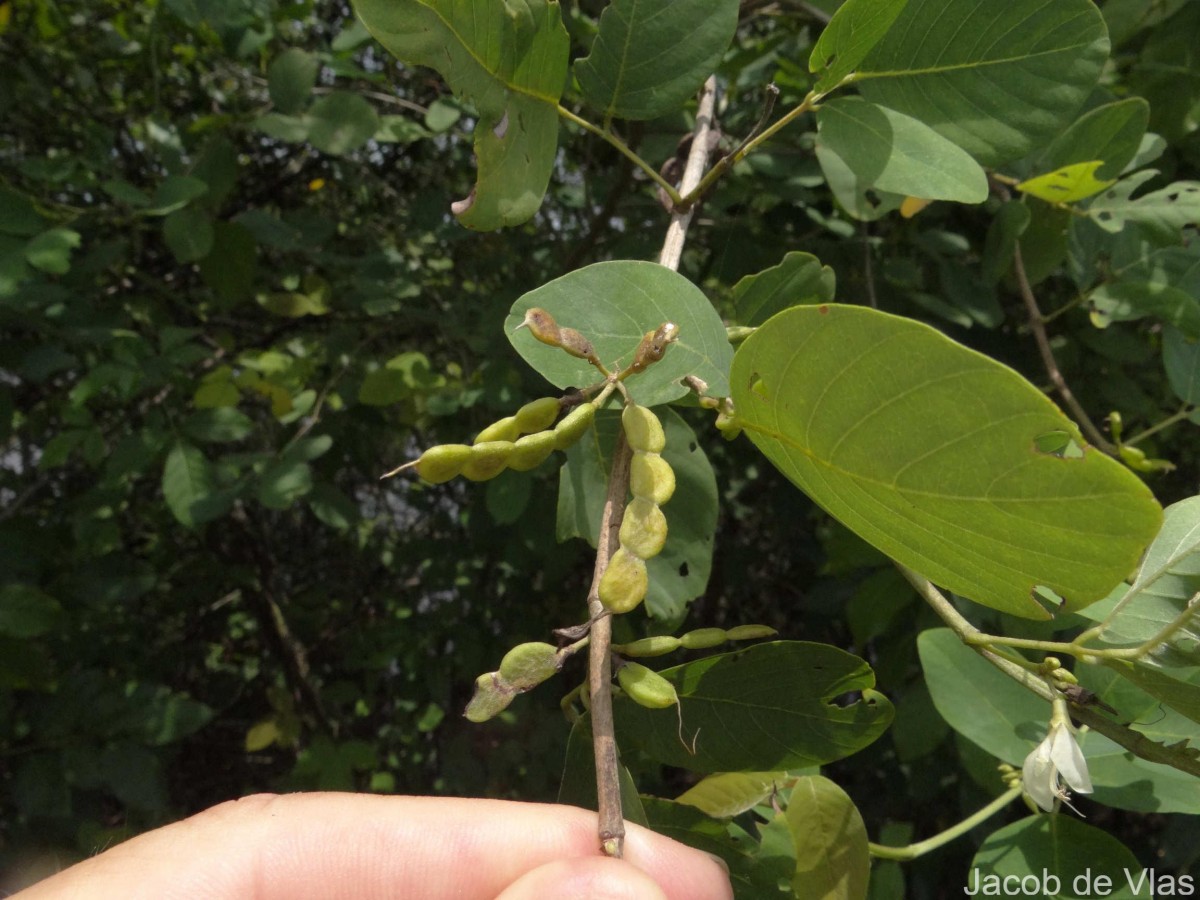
[809,0,908,94]
[486,471,531,525]
[102,178,153,208]
[306,91,379,156]
[557,409,717,621]
[162,440,234,527]
[1164,327,1200,404]
[857,0,1109,166]
[354,0,569,229]
[573,0,739,121]
[1018,161,1116,204]
[918,628,1044,765]
[424,98,461,133]
[1034,98,1150,180]
[183,408,255,443]
[507,260,733,407]
[816,99,988,204]
[981,200,1031,283]
[163,207,214,262]
[730,305,1162,618]
[308,482,359,531]
[785,776,869,900]
[199,222,257,304]
[1106,661,1200,725]
[268,47,319,115]
[640,797,763,895]
[0,584,66,638]
[0,184,48,236]
[971,816,1147,899]
[24,227,81,274]
[614,641,894,773]
[147,175,209,216]
[1089,246,1200,337]
[732,251,836,328]
[1086,172,1200,237]
[257,458,313,509]
[676,771,793,819]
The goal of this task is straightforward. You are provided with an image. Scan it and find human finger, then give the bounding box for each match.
[494,857,670,900]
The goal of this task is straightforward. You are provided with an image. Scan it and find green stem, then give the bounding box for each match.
[557,105,682,206]
[869,787,1023,861]
[677,89,823,209]
[1125,405,1194,446]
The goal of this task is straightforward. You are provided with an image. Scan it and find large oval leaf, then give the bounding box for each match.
[353,0,568,230]
[785,777,869,900]
[856,0,1109,166]
[574,0,738,121]
[614,641,893,773]
[731,305,1161,618]
[506,260,733,406]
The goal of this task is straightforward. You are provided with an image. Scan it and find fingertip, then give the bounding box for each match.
[494,857,669,900]
[621,821,735,900]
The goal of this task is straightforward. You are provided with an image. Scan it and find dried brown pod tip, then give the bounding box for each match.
[515,307,600,364]
[628,321,680,374]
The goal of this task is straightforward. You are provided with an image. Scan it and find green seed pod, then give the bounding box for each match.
[622,404,665,454]
[724,625,777,641]
[514,396,561,434]
[412,444,474,483]
[508,431,558,472]
[598,547,648,614]
[464,672,515,722]
[629,453,675,506]
[553,403,597,450]
[619,497,668,560]
[498,642,562,690]
[612,635,682,658]
[474,416,520,445]
[617,662,678,709]
[461,440,514,481]
[679,627,727,650]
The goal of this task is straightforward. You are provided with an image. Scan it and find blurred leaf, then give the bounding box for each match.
[268,48,319,115]
[162,440,234,527]
[183,407,255,443]
[257,458,313,509]
[147,175,209,215]
[1035,98,1150,180]
[574,0,738,120]
[163,207,214,262]
[0,584,66,638]
[306,91,379,156]
[809,0,908,94]
[731,305,1162,617]
[24,227,81,274]
[1163,327,1200,404]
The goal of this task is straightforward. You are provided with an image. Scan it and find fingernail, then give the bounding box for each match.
[702,851,730,875]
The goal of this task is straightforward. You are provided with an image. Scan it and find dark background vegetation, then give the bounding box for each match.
[2,0,1197,894]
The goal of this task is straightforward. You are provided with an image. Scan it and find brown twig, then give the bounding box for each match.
[1012,244,1117,454]
[587,431,633,857]
[660,77,720,269]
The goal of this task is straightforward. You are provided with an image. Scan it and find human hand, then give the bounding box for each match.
[13,792,734,900]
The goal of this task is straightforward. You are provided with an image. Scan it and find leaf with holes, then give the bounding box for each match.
[507,260,732,406]
[574,0,738,121]
[730,305,1161,618]
[354,0,568,229]
[614,641,893,773]
[1085,172,1200,237]
[856,0,1108,166]
[1018,161,1115,204]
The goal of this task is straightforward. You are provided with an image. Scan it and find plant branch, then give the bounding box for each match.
[660,76,719,269]
[1013,244,1117,454]
[899,564,1200,779]
[869,786,1023,860]
[557,105,683,207]
[587,430,633,858]
[1125,405,1194,446]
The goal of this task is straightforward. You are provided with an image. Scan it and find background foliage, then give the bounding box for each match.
[2,0,1199,894]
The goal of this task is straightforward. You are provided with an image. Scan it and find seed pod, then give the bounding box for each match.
[613,635,682,658]
[514,396,561,434]
[617,662,678,709]
[628,321,680,373]
[679,627,727,650]
[515,307,562,347]
[724,625,777,641]
[598,547,648,614]
[474,416,520,445]
[622,404,665,454]
[508,431,557,472]
[498,642,562,690]
[402,443,473,483]
[461,440,514,481]
[556,326,598,363]
[619,497,668,560]
[553,403,597,450]
[464,672,515,722]
[629,453,675,505]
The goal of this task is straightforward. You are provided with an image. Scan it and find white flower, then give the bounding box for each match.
[1022,716,1093,813]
